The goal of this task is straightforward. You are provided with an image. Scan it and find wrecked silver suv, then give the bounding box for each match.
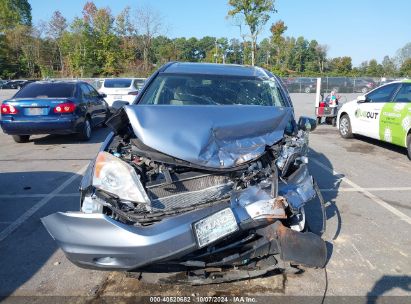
[42,63,327,283]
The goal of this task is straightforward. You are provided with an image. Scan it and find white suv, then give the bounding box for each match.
[99,78,145,106]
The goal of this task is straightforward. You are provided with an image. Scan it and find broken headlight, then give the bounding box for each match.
[92,151,150,204]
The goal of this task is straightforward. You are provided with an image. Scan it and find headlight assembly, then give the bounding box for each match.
[92,151,150,204]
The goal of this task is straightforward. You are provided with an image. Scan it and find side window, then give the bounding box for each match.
[80,84,91,100]
[393,84,411,103]
[87,84,99,98]
[366,84,399,103]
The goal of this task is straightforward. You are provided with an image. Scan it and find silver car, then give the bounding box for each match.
[42,63,326,283]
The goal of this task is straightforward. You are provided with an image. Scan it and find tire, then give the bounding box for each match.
[332,87,339,93]
[78,117,92,141]
[339,114,353,138]
[407,134,411,160]
[12,135,30,143]
[361,87,368,94]
[304,87,311,93]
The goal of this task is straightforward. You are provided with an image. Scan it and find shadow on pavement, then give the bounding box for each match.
[30,127,110,145]
[351,134,408,158]
[0,171,81,297]
[306,148,343,263]
[367,275,411,304]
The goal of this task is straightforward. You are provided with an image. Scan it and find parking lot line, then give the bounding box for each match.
[0,165,87,243]
[320,187,411,192]
[0,193,79,199]
[311,158,411,225]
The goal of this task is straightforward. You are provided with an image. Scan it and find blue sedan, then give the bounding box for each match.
[0,81,109,142]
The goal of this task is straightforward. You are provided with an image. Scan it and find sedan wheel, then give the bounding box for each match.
[12,135,30,143]
[339,115,353,138]
[361,87,368,94]
[78,118,92,141]
[407,134,411,160]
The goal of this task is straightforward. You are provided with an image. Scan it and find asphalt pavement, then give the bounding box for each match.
[0,90,410,303]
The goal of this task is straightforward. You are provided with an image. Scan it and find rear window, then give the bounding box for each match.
[104,79,132,88]
[14,83,76,98]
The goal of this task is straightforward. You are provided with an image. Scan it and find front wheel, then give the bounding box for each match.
[407,134,411,160]
[339,114,353,138]
[12,135,30,143]
[78,118,92,141]
[361,87,368,94]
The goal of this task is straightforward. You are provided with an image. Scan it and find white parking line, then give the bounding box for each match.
[0,165,87,243]
[311,158,411,225]
[320,187,411,192]
[0,193,79,199]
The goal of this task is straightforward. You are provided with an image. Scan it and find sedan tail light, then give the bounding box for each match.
[128,91,139,96]
[54,102,76,114]
[1,104,19,114]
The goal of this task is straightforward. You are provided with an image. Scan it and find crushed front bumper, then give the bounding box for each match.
[42,207,326,271]
[42,164,326,271]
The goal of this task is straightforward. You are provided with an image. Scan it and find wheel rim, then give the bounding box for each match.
[340,117,349,135]
[85,120,91,138]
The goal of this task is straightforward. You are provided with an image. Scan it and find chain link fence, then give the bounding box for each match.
[281,77,402,94]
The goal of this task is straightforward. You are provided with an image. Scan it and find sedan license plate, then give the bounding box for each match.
[25,108,47,115]
[193,208,238,248]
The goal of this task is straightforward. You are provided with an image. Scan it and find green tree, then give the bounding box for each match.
[270,20,286,68]
[395,42,411,67]
[366,59,383,76]
[228,0,276,66]
[399,58,411,77]
[381,55,397,77]
[329,57,352,75]
[0,0,32,31]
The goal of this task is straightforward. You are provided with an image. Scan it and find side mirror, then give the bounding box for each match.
[357,95,367,103]
[298,116,317,132]
[111,100,129,112]
[99,93,107,98]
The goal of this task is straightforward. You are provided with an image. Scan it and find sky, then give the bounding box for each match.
[29,0,411,67]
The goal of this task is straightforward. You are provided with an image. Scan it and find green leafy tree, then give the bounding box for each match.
[399,58,411,77]
[0,0,32,31]
[381,55,397,77]
[228,0,276,66]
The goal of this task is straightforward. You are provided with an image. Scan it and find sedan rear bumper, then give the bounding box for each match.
[0,116,80,135]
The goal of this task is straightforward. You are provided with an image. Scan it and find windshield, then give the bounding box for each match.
[139,74,287,107]
[104,79,132,88]
[14,83,76,98]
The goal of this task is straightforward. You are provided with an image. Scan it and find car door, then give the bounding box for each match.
[87,84,107,124]
[79,83,98,125]
[379,83,411,147]
[352,83,400,139]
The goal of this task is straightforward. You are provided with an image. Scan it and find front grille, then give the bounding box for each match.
[147,174,233,210]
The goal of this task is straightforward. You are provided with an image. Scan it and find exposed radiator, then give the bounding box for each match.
[146,174,233,210]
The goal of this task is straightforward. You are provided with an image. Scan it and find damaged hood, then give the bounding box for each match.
[124,105,293,169]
